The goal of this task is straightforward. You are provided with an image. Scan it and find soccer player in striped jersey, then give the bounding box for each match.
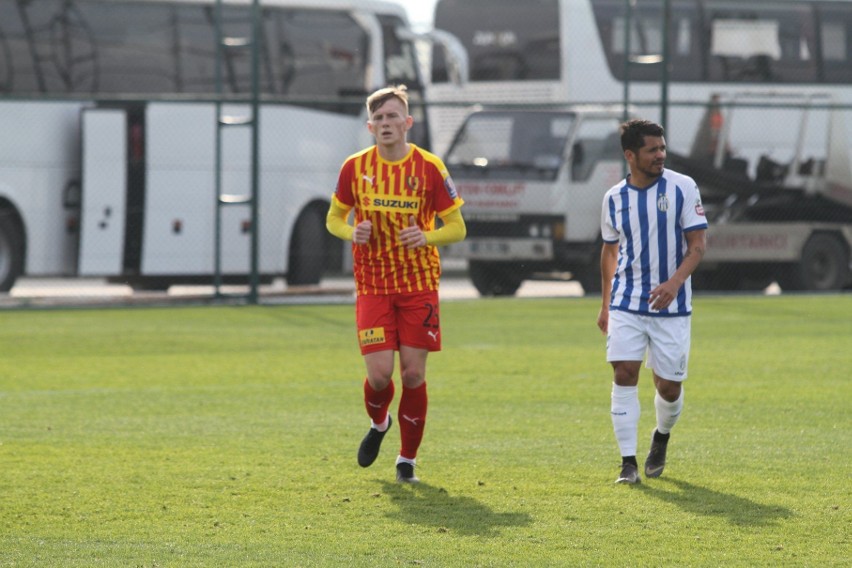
[326,85,466,483]
[596,119,707,485]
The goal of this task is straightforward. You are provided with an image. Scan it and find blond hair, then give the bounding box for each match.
[366,85,409,116]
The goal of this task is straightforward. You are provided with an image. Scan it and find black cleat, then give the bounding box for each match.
[615,462,641,484]
[395,461,419,483]
[644,429,669,478]
[357,416,392,468]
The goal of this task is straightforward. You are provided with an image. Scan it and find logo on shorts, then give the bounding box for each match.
[427,330,440,342]
[359,327,386,347]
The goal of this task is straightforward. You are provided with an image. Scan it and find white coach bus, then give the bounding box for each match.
[428,0,852,156]
[430,0,852,293]
[0,0,430,291]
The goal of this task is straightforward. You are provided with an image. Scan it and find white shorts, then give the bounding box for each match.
[606,310,691,381]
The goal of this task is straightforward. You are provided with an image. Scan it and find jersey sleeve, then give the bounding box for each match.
[333,158,356,208]
[429,155,464,216]
[680,178,708,232]
[601,191,619,243]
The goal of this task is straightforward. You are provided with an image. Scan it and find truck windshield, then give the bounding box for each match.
[445,111,574,180]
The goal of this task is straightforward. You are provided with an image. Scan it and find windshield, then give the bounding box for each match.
[446,111,574,180]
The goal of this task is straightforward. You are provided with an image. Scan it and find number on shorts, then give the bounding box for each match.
[422,303,439,329]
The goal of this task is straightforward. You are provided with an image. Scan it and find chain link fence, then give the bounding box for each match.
[2,0,852,306]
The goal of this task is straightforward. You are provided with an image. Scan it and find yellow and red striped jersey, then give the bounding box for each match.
[333,143,464,295]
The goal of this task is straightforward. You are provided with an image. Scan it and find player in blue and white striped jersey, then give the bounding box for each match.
[596,119,707,485]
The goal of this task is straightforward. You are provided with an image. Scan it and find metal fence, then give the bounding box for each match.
[2,95,851,309]
[419,96,852,296]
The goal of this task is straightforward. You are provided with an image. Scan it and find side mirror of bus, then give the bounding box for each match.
[413,28,469,85]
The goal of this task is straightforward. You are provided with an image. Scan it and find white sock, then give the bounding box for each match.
[655,389,683,435]
[371,414,390,432]
[611,384,640,457]
[396,456,416,466]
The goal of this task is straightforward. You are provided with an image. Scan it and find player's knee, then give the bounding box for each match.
[400,367,425,388]
[612,364,640,386]
[656,379,682,401]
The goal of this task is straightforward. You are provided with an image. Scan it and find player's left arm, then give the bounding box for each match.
[399,208,466,249]
[649,228,706,310]
[400,154,466,248]
[425,208,466,246]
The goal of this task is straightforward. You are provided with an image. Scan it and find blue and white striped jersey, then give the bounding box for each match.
[601,169,708,316]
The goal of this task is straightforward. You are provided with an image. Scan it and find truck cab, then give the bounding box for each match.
[444,106,625,295]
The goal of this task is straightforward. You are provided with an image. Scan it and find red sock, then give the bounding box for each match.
[398,382,428,460]
[364,378,394,425]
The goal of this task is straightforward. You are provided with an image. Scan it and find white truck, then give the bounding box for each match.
[443,99,852,295]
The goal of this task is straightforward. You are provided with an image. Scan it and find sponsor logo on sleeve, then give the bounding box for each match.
[445,175,459,199]
[695,196,705,216]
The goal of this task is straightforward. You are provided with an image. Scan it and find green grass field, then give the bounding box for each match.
[0,295,849,567]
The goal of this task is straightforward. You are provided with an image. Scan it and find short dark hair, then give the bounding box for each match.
[620,119,665,153]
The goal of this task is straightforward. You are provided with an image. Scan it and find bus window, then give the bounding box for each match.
[432,0,559,83]
[264,9,367,104]
[0,0,235,95]
[0,0,103,93]
[592,0,702,82]
[84,3,182,94]
[705,2,817,83]
[818,6,852,83]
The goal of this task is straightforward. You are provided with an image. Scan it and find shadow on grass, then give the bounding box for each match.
[642,478,793,526]
[378,480,532,537]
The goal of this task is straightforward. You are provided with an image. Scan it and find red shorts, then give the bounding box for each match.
[355,290,441,355]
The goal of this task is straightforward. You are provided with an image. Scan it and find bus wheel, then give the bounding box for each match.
[778,233,850,291]
[287,207,326,286]
[0,210,24,292]
[469,261,523,296]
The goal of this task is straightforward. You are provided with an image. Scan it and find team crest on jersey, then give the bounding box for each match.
[359,327,386,347]
[406,176,422,192]
[657,194,669,212]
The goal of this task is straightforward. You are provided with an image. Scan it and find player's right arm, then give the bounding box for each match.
[327,158,372,244]
[597,191,620,334]
[326,197,373,244]
[597,241,618,334]
[326,197,354,241]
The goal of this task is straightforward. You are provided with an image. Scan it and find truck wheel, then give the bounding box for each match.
[287,208,326,286]
[469,261,523,296]
[0,211,24,292]
[778,233,850,291]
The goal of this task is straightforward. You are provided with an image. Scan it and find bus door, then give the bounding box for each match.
[78,108,128,276]
[140,102,251,278]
